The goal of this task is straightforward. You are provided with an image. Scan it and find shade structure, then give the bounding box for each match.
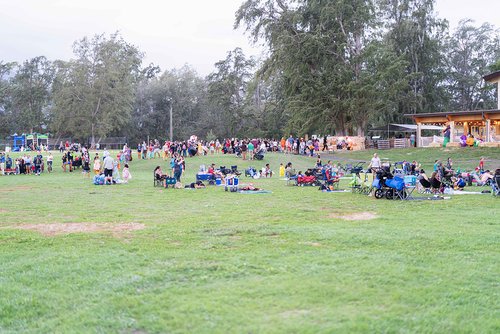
[369,124,443,132]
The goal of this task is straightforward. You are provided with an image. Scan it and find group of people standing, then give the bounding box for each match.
[0,151,51,176]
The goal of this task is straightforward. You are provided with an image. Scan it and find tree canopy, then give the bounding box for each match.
[0,3,499,142]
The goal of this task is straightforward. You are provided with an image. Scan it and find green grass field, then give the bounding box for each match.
[1,147,499,333]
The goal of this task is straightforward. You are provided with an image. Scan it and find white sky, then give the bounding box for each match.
[0,0,498,76]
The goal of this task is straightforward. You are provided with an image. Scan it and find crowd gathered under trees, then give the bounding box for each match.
[0,0,499,145]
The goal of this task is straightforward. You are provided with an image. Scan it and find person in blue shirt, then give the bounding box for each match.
[6,155,12,169]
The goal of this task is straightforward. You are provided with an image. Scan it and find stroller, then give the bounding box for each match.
[373,167,393,199]
[254,149,265,160]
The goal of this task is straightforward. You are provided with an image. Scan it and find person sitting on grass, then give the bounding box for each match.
[466,134,475,147]
[285,162,296,179]
[263,163,273,177]
[453,175,466,190]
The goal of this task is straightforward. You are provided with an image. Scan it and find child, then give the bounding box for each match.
[93,154,101,175]
[122,164,132,183]
[279,163,285,177]
[116,153,122,170]
[263,163,273,177]
[453,175,466,190]
[316,155,322,167]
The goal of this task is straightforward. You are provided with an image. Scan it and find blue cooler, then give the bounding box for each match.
[215,177,222,186]
[404,175,417,186]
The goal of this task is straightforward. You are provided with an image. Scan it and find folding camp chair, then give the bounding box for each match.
[154,172,163,187]
[492,175,500,196]
[165,177,177,188]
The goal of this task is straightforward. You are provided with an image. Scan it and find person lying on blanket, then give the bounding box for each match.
[240,183,260,191]
[187,180,206,189]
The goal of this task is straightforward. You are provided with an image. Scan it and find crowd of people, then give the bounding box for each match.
[2,134,498,197]
[135,136,339,162]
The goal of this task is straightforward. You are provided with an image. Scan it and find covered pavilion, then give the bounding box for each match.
[406,71,500,147]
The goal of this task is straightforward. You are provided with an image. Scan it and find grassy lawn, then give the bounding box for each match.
[0,147,499,333]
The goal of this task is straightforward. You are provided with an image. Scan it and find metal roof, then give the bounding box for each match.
[404,110,500,118]
[370,124,443,132]
[483,71,500,82]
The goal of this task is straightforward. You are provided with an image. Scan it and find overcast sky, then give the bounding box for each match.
[0,0,498,76]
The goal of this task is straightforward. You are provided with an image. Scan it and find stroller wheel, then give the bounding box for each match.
[385,188,394,200]
[374,189,384,199]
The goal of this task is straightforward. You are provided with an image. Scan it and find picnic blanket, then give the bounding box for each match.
[238,190,272,194]
[406,196,451,201]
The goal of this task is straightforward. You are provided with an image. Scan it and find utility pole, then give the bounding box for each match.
[169,100,173,142]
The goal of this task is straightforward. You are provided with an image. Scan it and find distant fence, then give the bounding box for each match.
[0,140,11,150]
[49,138,72,150]
[393,138,408,148]
[376,140,391,150]
[371,138,411,149]
[87,137,127,150]
[1,136,128,151]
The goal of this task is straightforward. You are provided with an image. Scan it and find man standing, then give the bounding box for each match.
[287,135,294,154]
[247,140,254,160]
[33,152,43,176]
[103,153,114,184]
[443,124,451,147]
[410,133,415,147]
[368,153,381,174]
[173,157,183,182]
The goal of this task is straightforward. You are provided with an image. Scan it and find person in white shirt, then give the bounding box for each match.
[103,155,114,184]
[369,153,381,173]
[47,153,53,173]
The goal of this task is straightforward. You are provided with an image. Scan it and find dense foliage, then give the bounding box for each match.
[0,0,498,143]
